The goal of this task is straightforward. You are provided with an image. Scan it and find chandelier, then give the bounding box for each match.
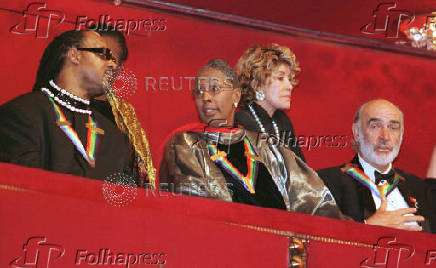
[403,13,436,50]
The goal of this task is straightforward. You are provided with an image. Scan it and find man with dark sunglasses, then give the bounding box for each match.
[88,25,156,187]
[0,30,135,182]
[76,47,117,62]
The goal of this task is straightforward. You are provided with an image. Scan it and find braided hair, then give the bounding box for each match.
[32,30,85,91]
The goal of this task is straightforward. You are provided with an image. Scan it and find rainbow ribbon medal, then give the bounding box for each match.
[47,97,101,168]
[341,164,400,198]
[377,176,401,197]
[208,137,260,194]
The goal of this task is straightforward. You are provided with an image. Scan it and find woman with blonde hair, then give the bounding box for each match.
[235,43,305,161]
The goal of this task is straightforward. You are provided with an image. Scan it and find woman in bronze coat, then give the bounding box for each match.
[160,59,344,219]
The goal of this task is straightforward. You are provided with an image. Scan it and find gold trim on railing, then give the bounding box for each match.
[227,222,399,251]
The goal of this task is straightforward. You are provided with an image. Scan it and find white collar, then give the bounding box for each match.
[358,154,392,182]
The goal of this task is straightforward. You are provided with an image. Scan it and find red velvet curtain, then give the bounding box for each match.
[1,2,436,266]
[1,0,434,178]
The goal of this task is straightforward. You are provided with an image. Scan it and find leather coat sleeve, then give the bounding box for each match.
[280,146,349,220]
[244,130,349,220]
[159,132,232,201]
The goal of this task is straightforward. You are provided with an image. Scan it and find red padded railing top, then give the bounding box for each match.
[1,163,435,267]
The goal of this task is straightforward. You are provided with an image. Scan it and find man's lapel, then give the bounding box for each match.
[396,176,414,207]
[396,174,432,233]
[349,155,376,219]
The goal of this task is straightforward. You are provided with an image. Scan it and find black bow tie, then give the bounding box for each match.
[374,169,395,185]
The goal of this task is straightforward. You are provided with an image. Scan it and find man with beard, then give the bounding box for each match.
[0,30,134,181]
[318,99,436,233]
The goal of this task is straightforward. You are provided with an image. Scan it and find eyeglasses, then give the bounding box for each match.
[193,84,234,98]
[77,47,116,62]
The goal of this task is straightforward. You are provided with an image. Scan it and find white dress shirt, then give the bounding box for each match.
[358,154,418,226]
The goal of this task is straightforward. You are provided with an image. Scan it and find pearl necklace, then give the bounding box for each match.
[248,104,280,138]
[49,80,90,105]
[41,87,92,115]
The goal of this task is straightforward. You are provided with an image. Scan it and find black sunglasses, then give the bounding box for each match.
[77,47,116,62]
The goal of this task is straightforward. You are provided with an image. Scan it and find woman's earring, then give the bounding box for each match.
[233,102,238,108]
[256,89,265,101]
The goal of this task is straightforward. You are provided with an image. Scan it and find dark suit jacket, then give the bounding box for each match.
[317,155,436,233]
[0,91,133,181]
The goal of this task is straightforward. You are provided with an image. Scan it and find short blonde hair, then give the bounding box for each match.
[236,43,300,107]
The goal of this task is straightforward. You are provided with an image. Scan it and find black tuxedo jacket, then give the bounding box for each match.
[317,155,436,233]
[0,91,133,181]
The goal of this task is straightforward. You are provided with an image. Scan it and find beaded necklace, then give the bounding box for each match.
[40,80,91,115]
[248,104,280,138]
[49,80,89,105]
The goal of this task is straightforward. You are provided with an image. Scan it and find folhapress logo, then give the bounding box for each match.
[360,237,414,267]
[9,2,168,39]
[9,236,65,267]
[360,2,414,38]
[10,2,65,38]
